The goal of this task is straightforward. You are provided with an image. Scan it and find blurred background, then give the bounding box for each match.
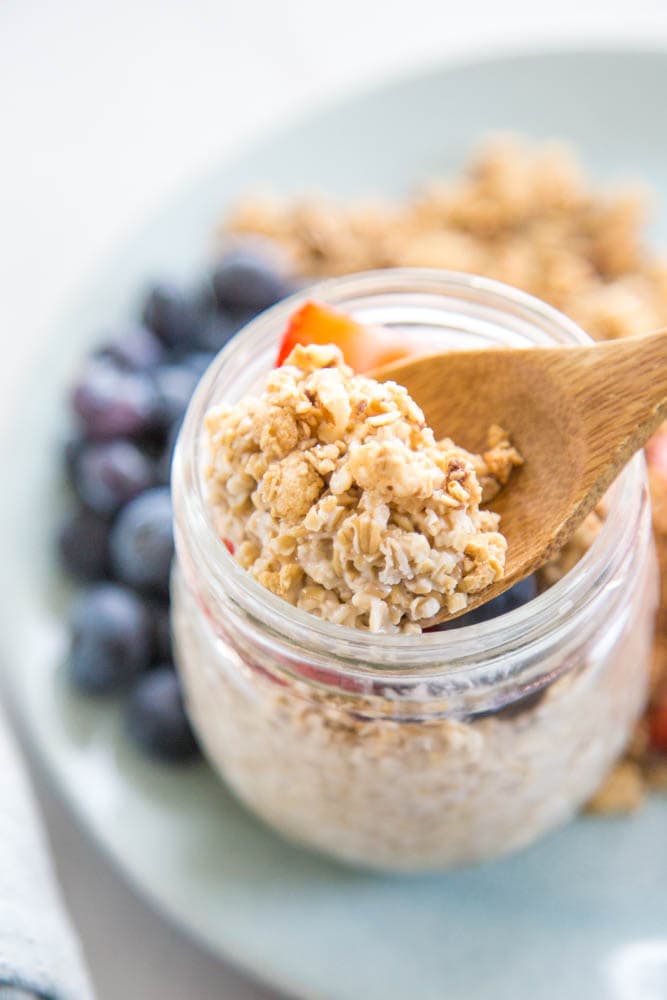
[4,1,667,997]
[5,0,667,416]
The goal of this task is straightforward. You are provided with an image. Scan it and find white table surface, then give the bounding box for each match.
[3,1,667,996]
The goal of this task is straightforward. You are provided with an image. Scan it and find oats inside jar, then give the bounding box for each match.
[204,338,522,633]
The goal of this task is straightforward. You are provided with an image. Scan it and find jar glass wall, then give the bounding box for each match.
[172,270,658,871]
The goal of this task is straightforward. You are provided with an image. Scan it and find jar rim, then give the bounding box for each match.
[173,268,648,688]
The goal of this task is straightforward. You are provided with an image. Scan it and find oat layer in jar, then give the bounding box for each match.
[172,270,658,872]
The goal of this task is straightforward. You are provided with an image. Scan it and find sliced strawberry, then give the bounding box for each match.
[223,538,235,555]
[276,301,415,373]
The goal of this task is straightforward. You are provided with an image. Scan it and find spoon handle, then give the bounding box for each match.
[497,328,667,565]
[562,328,667,477]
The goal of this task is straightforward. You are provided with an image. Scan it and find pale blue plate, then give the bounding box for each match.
[2,48,667,1000]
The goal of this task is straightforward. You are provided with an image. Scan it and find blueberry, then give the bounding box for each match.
[96,323,165,371]
[58,507,111,581]
[73,440,155,516]
[110,487,174,595]
[126,667,199,761]
[147,601,172,663]
[438,575,539,630]
[72,360,160,439]
[191,312,238,353]
[153,363,200,430]
[226,306,263,330]
[180,279,240,353]
[183,351,216,378]
[68,584,152,694]
[132,427,169,462]
[156,418,182,485]
[142,283,202,350]
[212,245,292,314]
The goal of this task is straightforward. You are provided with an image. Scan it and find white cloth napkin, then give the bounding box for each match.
[0,701,94,1000]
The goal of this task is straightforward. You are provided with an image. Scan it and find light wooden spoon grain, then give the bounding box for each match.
[371,330,667,625]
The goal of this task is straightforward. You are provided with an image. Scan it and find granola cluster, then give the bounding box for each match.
[205,344,520,633]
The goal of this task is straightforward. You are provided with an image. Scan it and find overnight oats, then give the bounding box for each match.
[172,270,658,871]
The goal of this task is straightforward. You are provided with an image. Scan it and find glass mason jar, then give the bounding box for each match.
[172,270,658,872]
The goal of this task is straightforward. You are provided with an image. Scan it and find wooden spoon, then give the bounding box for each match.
[371,330,667,625]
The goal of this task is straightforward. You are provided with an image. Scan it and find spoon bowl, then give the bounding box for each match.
[372,330,667,625]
